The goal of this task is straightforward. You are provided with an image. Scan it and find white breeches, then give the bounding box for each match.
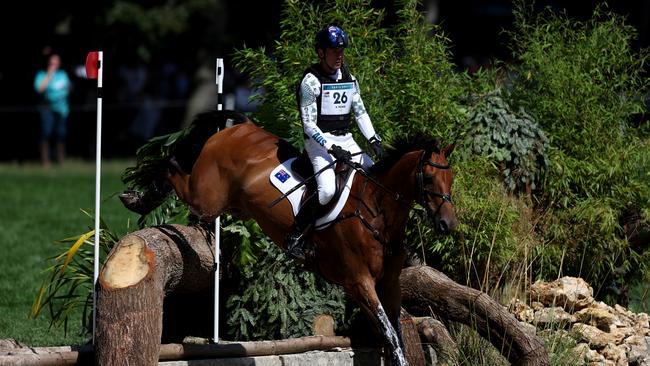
[304,132,374,205]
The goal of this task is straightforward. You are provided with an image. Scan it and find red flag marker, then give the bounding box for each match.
[86,50,103,344]
[85,51,99,79]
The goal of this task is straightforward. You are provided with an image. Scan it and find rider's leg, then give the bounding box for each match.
[284,166,336,261]
[284,143,336,261]
[314,168,336,205]
[284,191,321,261]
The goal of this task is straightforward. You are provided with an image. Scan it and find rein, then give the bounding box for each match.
[331,150,453,249]
[350,150,453,209]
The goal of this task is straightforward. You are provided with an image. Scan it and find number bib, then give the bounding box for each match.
[320,82,354,116]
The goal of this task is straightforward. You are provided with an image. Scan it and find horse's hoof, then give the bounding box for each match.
[285,241,317,270]
[285,244,307,264]
[119,190,149,215]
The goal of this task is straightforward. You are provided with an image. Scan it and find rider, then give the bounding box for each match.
[284,25,385,262]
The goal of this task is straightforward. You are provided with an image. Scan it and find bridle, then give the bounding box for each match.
[415,151,453,218]
[325,149,453,248]
[347,149,453,213]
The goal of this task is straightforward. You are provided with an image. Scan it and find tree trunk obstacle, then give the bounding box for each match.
[90,224,548,366]
[400,266,549,366]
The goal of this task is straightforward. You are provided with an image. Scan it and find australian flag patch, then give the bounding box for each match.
[274,169,291,183]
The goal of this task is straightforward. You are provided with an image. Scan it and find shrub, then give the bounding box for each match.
[408,155,538,291]
[225,241,351,340]
[509,3,649,158]
[507,2,650,300]
[463,89,549,193]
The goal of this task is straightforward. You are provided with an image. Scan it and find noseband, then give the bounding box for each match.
[416,151,452,217]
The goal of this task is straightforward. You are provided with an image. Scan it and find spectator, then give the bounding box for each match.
[34,50,72,167]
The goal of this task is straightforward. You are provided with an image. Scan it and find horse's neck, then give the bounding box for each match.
[381,151,420,199]
[370,152,420,229]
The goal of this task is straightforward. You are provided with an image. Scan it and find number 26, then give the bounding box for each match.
[333,92,348,104]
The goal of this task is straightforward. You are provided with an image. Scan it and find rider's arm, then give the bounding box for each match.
[350,75,378,141]
[300,73,334,150]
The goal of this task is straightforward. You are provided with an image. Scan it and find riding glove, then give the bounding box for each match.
[369,135,386,159]
[329,145,352,163]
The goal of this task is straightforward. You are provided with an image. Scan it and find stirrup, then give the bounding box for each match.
[284,227,306,263]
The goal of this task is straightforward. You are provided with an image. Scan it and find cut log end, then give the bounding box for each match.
[100,235,153,289]
[313,315,335,336]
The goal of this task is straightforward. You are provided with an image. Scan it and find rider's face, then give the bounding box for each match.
[319,47,344,73]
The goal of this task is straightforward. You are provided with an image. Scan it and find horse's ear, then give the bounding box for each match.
[442,143,455,158]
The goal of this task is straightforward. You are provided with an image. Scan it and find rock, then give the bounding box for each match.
[624,335,650,365]
[571,323,625,349]
[614,304,636,326]
[636,313,650,330]
[509,298,535,323]
[534,307,577,327]
[531,277,594,312]
[585,348,606,364]
[313,314,335,336]
[599,344,629,366]
[610,326,635,341]
[520,277,650,364]
[531,301,545,311]
[575,306,619,331]
[572,343,591,365]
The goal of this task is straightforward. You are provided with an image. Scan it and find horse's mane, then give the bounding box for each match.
[369,135,442,175]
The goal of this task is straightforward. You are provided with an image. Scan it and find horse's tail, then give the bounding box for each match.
[120,110,250,215]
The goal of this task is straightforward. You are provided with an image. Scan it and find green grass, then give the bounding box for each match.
[0,160,139,346]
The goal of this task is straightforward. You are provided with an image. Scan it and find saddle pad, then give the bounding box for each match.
[269,158,356,230]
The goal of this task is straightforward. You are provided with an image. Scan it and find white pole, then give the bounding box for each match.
[214,57,224,343]
[216,58,224,110]
[92,51,104,343]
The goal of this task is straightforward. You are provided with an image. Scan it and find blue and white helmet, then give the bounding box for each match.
[314,25,348,51]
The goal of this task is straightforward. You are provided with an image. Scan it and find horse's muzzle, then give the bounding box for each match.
[436,215,458,234]
[430,202,458,234]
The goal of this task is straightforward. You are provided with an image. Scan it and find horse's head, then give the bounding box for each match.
[416,143,458,234]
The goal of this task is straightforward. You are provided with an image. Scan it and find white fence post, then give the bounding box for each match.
[214,57,224,343]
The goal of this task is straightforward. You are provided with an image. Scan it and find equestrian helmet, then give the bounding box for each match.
[315,25,348,51]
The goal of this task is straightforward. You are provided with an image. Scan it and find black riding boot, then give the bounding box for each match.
[284,194,321,262]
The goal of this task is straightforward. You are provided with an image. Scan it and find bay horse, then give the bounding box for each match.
[121,110,458,366]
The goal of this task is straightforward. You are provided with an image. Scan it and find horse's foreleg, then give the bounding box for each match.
[377,247,408,350]
[349,278,409,366]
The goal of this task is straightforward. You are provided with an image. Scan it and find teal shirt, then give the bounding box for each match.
[34,70,71,117]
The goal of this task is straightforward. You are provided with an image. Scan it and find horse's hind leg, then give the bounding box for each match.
[348,278,409,366]
[167,155,228,221]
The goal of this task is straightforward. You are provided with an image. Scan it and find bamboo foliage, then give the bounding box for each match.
[30,210,120,335]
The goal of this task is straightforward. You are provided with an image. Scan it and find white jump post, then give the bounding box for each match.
[85,50,103,344]
[214,57,224,343]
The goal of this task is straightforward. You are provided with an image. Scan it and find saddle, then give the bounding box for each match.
[291,150,355,217]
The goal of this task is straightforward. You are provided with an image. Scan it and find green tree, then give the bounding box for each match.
[507,3,650,300]
[232,0,469,146]
[104,0,225,63]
